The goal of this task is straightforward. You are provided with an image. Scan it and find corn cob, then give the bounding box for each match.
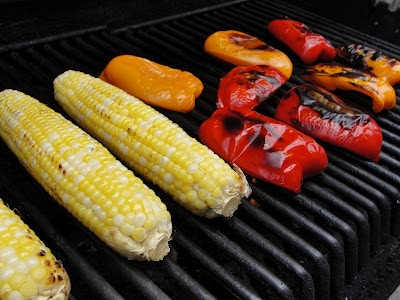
[0,198,70,300]
[0,89,172,261]
[54,70,251,218]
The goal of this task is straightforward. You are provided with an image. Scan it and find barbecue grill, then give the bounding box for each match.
[1,0,400,299]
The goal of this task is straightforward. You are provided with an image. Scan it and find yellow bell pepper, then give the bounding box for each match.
[204,30,293,79]
[337,43,400,86]
[302,63,396,113]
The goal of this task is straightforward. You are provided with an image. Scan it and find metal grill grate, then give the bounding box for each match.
[0,0,399,299]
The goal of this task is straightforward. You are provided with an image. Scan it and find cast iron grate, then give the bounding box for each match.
[0,0,399,299]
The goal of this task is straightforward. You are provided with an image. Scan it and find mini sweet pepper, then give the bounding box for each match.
[275,84,382,162]
[267,19,336,65]
[198,107,328,193]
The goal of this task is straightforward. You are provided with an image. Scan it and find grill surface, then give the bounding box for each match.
[1,0,400,299]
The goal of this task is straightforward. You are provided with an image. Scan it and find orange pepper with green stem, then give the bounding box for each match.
[204,30,293,79]
[99,55,204,113]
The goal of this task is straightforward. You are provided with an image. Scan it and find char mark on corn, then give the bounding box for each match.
[0,89,172,261]
[54,70,251,218]
[0,198,71,300]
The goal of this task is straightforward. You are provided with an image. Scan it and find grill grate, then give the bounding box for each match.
[0,0,400,299]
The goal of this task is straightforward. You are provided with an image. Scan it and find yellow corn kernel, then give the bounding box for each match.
[0,198,70,300]
[54,70,251,218]
[0,89,172,261]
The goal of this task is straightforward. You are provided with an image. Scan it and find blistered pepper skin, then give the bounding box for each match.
[302,64,396,113]
[204,30,293,78]
[275,84,382,162]
[267,19,336,65]
[198,107,328,193]
[99,55,204,113]
[336,43,400,85]
[217,65,287,109]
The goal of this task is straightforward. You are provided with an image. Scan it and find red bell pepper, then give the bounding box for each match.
[267,19,336,64]
[217,65,287,109]
[198,107,328,193]
[274,84,382,162]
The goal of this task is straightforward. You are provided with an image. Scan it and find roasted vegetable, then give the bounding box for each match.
[336,43,400,85]
[267,19,336,64]
[0,198,70,300]
[204,30,293,78]
[302,63,396,113]
[99,55,204,113]
[217,65,287,109]
[54,70,251,218]
[0,89,172,261]
[198,107,328,193]
[275,84,382,162]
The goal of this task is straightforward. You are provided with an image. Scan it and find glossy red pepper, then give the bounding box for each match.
[267,19,336,64]
[275,84,382,162]
[198,107,328,193]
[217,65,287,109]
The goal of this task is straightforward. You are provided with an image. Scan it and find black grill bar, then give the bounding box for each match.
[325,164,392,242]
[304,179,374,261]
[225,217,316,299]
[172,230,261,300]
[167,198,297,300]
[158,257,217,300]
[293,192,359,281]
[237,200,331,298]
[0,0,400,299]
[249,184,345,298]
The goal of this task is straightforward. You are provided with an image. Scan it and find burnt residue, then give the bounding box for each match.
[222,109,283,149]
[337,44,369,68]
[303,65,369,80]
[222,114,244,134]
[244,70,280,85]
[295,84,370,128]
[230,32,275,51]
[337,43,400,70]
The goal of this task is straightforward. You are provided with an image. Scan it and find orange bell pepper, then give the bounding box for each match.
[336,43,400,86]
[302,64,396,113]
[204,30,293,79]
[99,55,204,113]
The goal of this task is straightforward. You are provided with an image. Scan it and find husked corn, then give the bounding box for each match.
[0,198,70,300]
[54,70,251,218]
[0,89,172,261]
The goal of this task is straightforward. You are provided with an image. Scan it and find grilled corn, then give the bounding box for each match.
[0,89,172,261]
[54,70,251,218]
[0,198,70,300]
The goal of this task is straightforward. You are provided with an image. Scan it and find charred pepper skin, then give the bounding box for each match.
[217,65,287,109]
[302,63,396,113]
[204,30,293,78]
[275,84,382,162]
[267,19,336,65]
[336,43,400,86]
[198,107,328,193]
